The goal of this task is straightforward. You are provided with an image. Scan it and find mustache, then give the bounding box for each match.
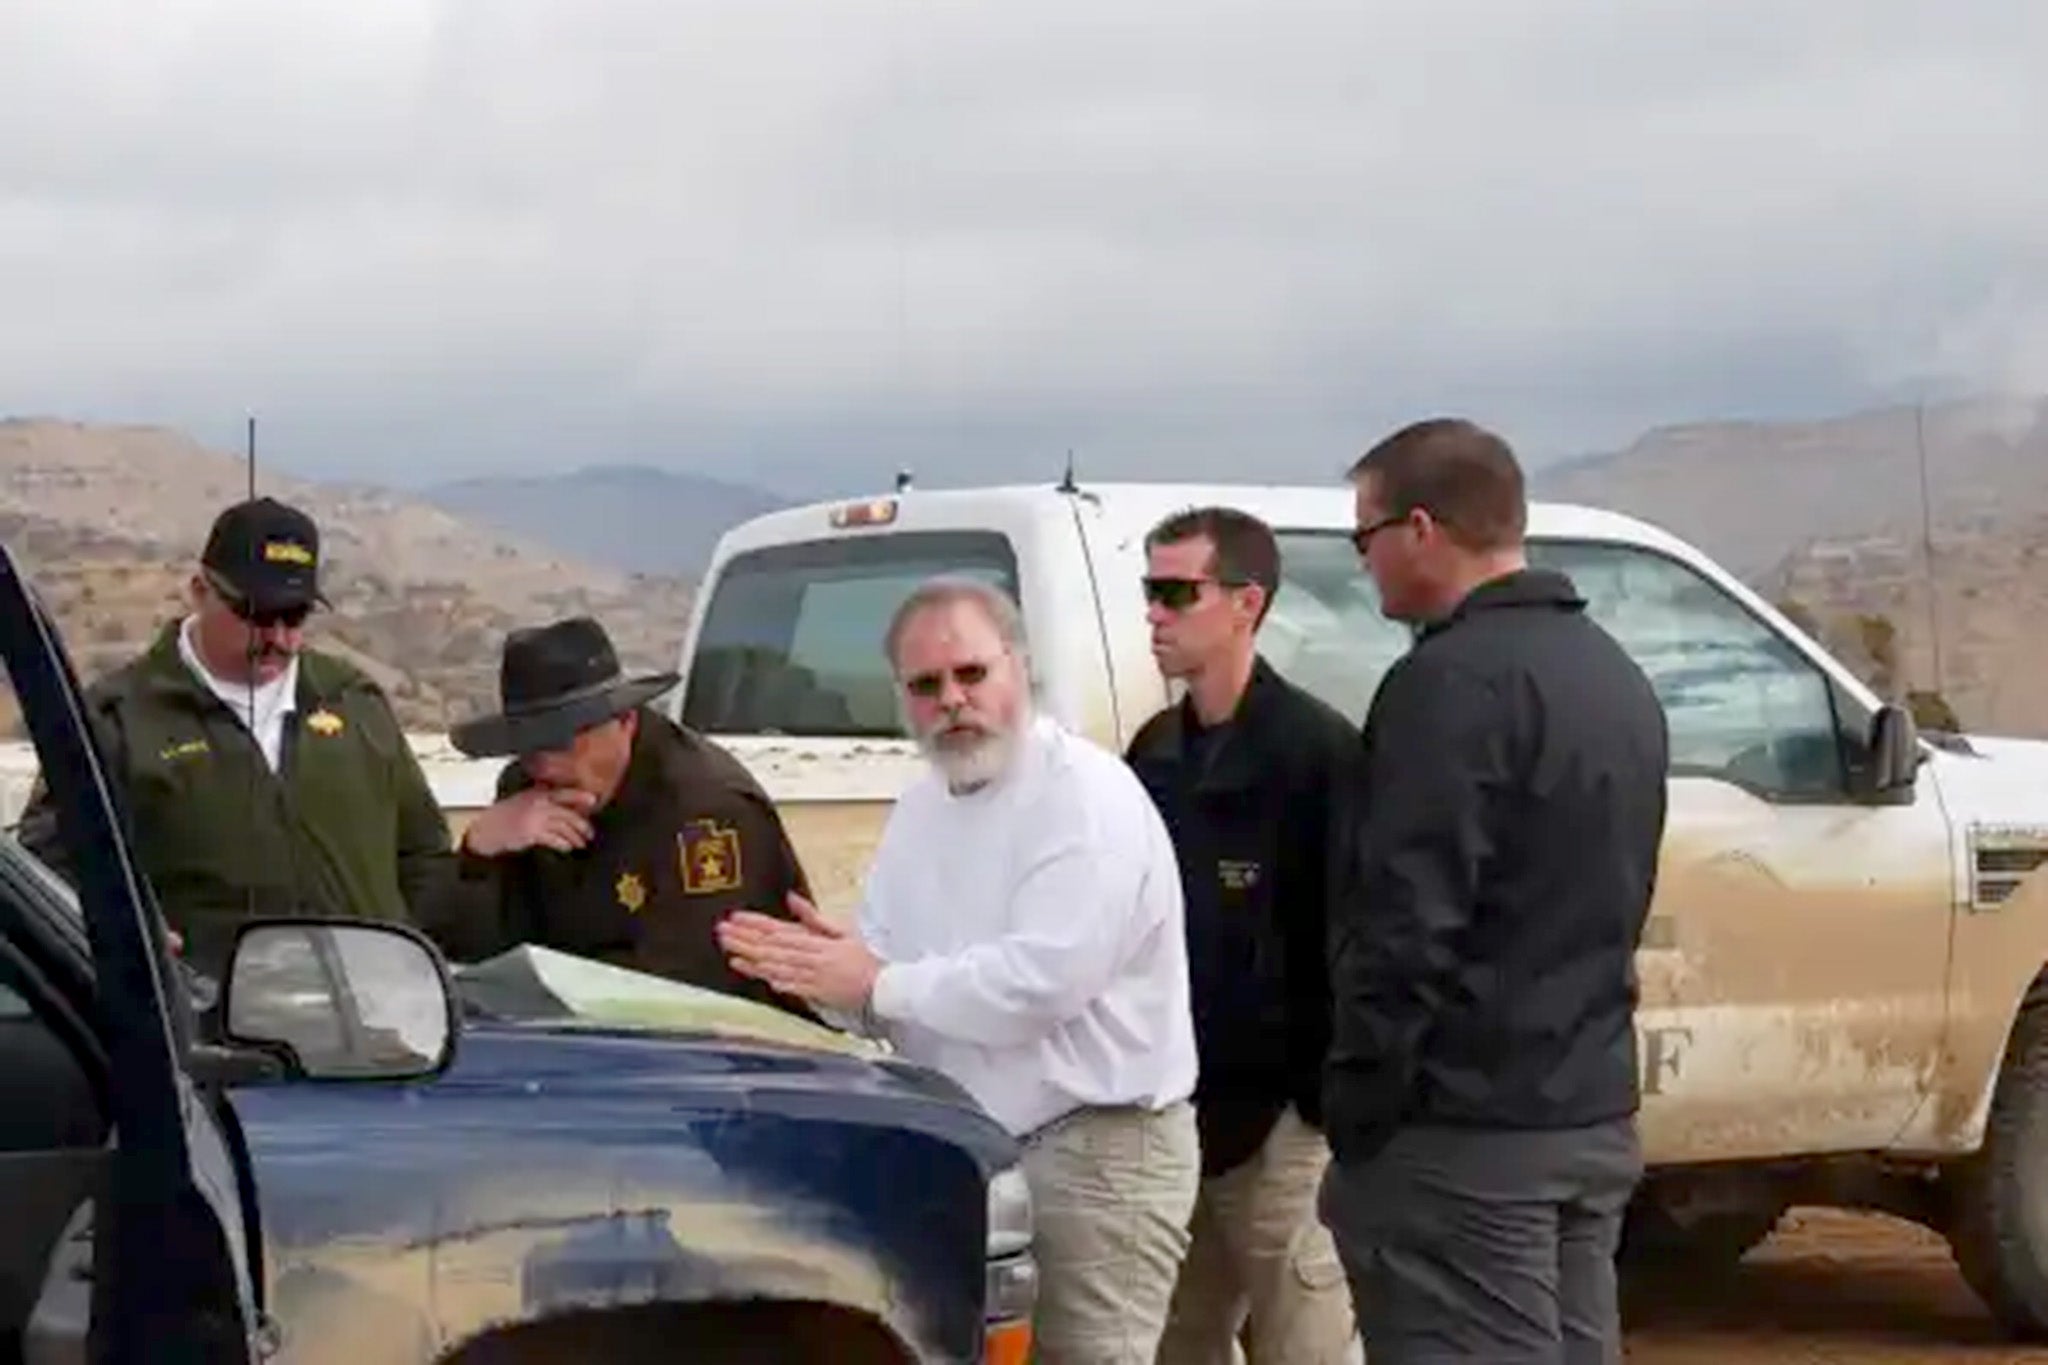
[913,709,998,746]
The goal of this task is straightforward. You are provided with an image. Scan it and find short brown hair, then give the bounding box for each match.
[1348,418,1526,551]
[1145,505,1281,623]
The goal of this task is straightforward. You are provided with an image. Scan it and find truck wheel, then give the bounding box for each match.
[1619,1196,1781,1272]
[440,1301,913,1363]
[1951,995,2048,1339]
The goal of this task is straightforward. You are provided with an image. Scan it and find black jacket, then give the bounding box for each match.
[1325,568,1669,1163]
[454,707,820,1022]
[1127,656,1362,1175]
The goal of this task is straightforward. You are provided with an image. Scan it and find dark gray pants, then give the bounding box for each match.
[1316,1118,1641,1365]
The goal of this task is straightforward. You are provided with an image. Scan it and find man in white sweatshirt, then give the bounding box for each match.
[717,574,1201,1364]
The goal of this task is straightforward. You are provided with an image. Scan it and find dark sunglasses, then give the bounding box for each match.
[1141,576,1247,611]
[1350,513,1410,554]
[229,599,312,630]
[204,568,313,629]
[902,661,991,699]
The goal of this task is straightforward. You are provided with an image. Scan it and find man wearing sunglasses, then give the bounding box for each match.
[1318,419,1668,1365]
[16,496,462,981]
[1125,507,1361,1365]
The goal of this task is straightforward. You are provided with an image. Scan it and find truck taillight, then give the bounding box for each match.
[828,498,899,529]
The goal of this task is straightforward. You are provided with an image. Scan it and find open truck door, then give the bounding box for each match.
[0,539,461,1364]
[0,540,262,1363]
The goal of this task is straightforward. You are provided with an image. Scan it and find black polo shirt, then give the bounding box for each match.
[1126,657,1362,1174]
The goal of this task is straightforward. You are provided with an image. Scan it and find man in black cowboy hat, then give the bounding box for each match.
[17,496,463,979]
[451,615,820,1019]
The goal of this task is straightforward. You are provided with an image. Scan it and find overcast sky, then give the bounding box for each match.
[1,0,2043,496]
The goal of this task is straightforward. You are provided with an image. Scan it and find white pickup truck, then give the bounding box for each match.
[32,479,2017,1335]
[642,476,2048,1340]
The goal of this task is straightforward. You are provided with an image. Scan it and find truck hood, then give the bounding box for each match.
[1952,731,2048,762]
[1931,730,2048,830]
[232,1024,1012,1167]
[231,944,1014,1170]
[223,963,1015,1363]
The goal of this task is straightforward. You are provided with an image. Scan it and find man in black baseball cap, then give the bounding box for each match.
[200,495,330,624]
[17,494,472,979]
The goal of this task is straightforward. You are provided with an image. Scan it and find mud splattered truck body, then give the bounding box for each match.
[656,477,2048,1338]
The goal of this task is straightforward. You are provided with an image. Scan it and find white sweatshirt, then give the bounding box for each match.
[863,714,1199,1137]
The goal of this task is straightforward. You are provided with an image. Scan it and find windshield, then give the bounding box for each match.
[681,530,1020,738]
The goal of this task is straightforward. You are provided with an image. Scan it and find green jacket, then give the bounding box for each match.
[17,621,463,977]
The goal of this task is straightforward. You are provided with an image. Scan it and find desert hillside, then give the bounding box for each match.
[1535,396,2048,577]
[0,419,695,735]
[1534,395,2048,738]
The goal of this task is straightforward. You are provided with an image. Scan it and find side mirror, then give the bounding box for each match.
[1864,703,1922,803]
[221,919,458,1082]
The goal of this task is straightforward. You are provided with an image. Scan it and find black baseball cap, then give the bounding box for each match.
[200,496,329,616]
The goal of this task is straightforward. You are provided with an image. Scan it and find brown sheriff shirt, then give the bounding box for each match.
[456,706,820,1022]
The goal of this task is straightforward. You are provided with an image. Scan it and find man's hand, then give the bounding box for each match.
[782,891,844,938]
[460,787,599,857]
[718,893,878,1010]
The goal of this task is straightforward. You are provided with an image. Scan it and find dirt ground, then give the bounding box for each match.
[1623,1208,2048,1363]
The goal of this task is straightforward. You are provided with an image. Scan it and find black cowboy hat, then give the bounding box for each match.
[449,616,679,758]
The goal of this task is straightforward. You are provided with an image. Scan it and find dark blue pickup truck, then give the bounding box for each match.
[0,540,1034,1365]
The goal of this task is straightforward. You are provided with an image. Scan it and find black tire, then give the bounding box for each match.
[1951,993,2048,1339]
[439,1300,913,1364]
[1619,1195,1782,1273]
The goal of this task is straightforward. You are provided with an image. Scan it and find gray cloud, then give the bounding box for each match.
[1,0,2043,494]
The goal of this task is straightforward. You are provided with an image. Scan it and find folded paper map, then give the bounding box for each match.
[454,944,888,1059]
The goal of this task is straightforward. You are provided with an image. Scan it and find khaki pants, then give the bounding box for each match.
[1158,1106,1358,1365]
[1021,1099,1200,1364]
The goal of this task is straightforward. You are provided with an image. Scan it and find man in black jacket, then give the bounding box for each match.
[1320,419,1669,1364]
[1125,506,1360,1364]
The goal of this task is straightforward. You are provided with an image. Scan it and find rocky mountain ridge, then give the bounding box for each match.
[0,419,695,736]
[1534,394,2048,737]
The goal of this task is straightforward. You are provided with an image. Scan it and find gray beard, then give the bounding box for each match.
[912,710,1027,794]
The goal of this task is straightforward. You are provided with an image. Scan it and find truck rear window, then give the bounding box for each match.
[1263,531,1415,724]
[681,531,1020,737]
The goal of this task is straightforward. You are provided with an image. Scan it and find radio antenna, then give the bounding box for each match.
[245,413,260,932]
[1912,398,1948,706]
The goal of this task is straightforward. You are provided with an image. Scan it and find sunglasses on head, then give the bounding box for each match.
[902,661,991,699]
[1141,576,1247,611]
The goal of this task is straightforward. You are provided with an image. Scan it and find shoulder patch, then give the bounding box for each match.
[678,818,744,894]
